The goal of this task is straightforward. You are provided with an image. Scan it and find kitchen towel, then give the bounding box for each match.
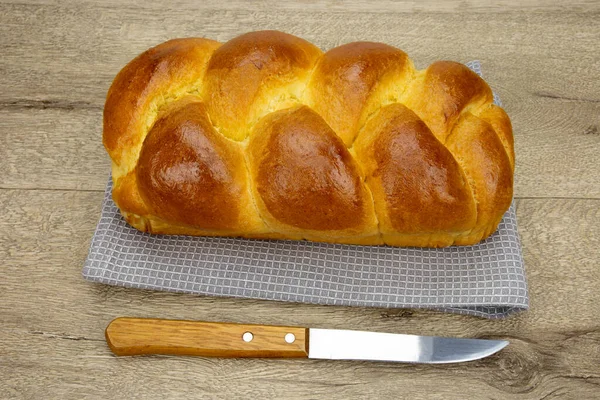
[83,61,528,318]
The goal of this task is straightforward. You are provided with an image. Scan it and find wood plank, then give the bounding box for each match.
[1,3,599,196]
[2,330,598,400]
[1,189,599,398]
[3,0,600,13]
[0,108,108,191]
[2,3,598,105]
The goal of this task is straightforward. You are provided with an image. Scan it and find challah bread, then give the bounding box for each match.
[103,30,514,247]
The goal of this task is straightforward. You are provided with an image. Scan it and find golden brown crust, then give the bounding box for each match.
[249,106,378,239]
[112,171,150,218]
[103,31,515,247]
[477,104,515,170]
[403,61,493,142]
[135,99,249,231]
[103,38,221,168]
[446,113,514,231]
[202,30,322,141]
[308,42,413,146]
[354,104,477,241]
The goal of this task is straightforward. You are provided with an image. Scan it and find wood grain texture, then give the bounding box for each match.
[1,1,599,399]
[105,318,309,358]
[3,0,600,13]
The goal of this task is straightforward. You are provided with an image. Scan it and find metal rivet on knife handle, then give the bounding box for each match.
[242,332,253,342]
[285,333,296,343]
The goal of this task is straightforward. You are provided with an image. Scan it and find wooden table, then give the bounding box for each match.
[2,1,599,398]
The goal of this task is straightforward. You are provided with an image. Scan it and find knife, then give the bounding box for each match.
[105,317,508,364]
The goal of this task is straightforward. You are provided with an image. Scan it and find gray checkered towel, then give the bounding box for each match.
[83,61,528,318]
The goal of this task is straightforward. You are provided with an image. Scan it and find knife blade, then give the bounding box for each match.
[105,317,508,364]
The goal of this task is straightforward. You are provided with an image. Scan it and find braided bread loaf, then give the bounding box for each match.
[103,30,514,247]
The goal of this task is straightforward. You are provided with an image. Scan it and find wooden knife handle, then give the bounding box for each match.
[105,317,309,358]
